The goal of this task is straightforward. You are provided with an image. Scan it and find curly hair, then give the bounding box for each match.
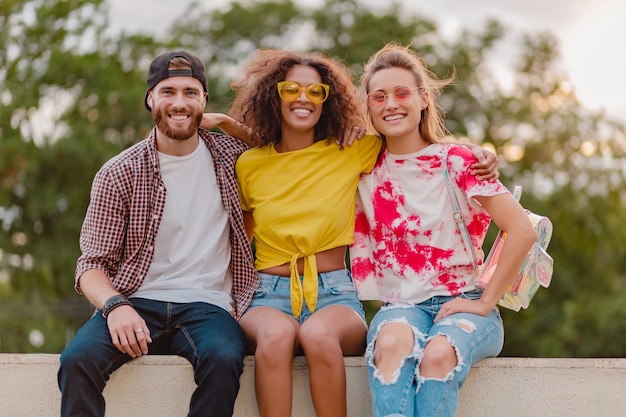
[229,49,363,146]
[360,43,452,143]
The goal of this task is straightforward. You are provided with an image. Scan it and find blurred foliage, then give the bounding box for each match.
[1,0,625,356]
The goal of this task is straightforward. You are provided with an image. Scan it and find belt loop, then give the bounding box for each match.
[317,271,327,289]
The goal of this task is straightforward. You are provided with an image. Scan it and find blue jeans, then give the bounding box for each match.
[58,298,245,417]
[366,290,504,417]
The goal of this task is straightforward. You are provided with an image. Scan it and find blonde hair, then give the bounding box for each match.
[360,43,452,142]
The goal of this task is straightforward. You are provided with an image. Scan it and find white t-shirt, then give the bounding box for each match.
[133,141,234,314]
[350,143,508,304]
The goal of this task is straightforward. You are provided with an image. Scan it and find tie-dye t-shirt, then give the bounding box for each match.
[351,143,508,303]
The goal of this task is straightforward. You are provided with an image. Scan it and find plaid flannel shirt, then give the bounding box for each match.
[76,128,259,318]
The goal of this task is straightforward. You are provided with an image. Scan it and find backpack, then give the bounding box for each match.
[442,149,554,311]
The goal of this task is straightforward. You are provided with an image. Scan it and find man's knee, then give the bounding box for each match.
[197,338,245,371]
[59,341,94,371]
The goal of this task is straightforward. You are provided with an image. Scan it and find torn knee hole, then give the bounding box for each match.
[373,357,406,384]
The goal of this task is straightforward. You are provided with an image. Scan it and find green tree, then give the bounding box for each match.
[2,0,625,356]
[0,0,165,351]
[450,32,626,357]
[176,0,626,356]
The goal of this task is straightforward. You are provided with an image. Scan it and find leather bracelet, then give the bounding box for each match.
[101,294,133,318]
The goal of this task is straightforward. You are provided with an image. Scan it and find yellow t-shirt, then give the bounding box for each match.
[236,134,382,317]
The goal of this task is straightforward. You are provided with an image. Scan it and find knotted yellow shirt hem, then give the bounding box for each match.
[290,252,318,318]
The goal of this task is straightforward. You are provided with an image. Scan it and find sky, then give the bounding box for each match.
[107,0,626,122]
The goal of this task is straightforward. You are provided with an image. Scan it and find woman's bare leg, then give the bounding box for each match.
[239,307,300,417]
[299,305,367,417]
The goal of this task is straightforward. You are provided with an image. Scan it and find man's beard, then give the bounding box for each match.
[153,107,203,140]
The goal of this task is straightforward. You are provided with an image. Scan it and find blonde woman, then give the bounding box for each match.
[351,43,537,417]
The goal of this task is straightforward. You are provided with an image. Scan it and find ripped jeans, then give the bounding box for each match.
[366,290,503,417]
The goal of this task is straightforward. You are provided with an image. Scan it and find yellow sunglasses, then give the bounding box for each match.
[277,81,330,104]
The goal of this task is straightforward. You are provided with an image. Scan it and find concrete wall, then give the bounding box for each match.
[1,354,626,416]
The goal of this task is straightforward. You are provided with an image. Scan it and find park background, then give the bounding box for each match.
[1,0,625,357]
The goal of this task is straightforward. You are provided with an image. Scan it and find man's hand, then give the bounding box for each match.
[106,305,151,358]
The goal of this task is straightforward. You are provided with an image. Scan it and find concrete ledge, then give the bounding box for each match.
[2,354,626,416]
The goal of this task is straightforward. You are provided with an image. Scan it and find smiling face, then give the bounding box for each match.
[367,67,429,153]
[278,65,324,146]
[149,75,207,143]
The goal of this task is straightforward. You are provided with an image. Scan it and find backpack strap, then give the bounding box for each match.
[442,148,478,270]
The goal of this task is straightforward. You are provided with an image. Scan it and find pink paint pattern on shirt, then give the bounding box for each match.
[351,144,508,303]
[368,177,456,290]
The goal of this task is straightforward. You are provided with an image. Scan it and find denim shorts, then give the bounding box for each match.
[249,269,366,324]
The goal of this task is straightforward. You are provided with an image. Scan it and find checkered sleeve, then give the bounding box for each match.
[75,167,128,293]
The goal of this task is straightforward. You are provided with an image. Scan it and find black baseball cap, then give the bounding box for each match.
[144,50,208,111]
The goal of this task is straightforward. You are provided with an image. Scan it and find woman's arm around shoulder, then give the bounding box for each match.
[201,113,261,148]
